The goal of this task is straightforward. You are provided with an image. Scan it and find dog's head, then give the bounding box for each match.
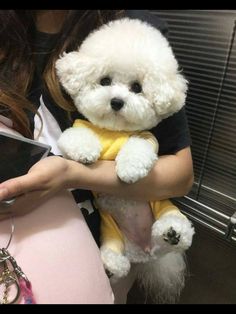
[56,18,188,131]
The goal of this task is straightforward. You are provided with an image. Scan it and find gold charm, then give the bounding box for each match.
[0,261,20,304]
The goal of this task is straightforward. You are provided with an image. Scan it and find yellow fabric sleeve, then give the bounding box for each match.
[99,210,125,254]
[150,199,181,220]
[133,131,159,154]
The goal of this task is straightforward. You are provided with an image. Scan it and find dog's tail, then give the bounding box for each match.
[135,251,187,303]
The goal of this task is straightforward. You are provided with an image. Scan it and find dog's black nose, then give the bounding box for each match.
[110,98,124,111]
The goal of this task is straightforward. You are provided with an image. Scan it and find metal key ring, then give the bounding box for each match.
[7,280,21,304]
[0,278,21,304]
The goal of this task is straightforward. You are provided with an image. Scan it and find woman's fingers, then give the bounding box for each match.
[0,199,17,220]
[0,156,68,203]
[0,207,13,220]
[0,190,51,220]
[0,172,42,201]
[0,188,9,201]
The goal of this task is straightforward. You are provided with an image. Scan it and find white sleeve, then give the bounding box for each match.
[0,115,23,137]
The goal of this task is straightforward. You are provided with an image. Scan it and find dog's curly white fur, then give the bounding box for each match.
[56,18,194,303]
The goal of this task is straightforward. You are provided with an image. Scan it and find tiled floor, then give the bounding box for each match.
[127,223,236,304]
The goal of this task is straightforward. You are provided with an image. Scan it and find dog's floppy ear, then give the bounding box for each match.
[151,71,188,119]
[55,51,96,97]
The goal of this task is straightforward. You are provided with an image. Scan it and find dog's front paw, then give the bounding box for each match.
[69,145,101,164]
[116,159,150,183]
[151,215,195,254]
[58,127,101,163]
[101,247,130,278]
[116,137,157,183]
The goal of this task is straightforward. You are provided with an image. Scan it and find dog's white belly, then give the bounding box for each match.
[112,201,154,252]
[96,195,155,251]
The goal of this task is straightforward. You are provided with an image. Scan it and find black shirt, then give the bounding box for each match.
[27,10,191,246]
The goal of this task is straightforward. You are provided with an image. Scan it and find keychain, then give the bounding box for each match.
[0,258,20,304]
[0,217,36,304]
[0,248,36,304]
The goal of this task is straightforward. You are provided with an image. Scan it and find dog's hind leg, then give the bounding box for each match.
[99,210,131,278]
[150,200,195,253]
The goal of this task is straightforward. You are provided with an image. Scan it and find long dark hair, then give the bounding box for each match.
[0,10,125,137]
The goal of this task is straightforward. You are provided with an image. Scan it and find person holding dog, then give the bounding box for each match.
[0,10,193,304]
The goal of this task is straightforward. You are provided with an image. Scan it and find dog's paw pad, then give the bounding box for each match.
[105,268,114,278]
[163,227,181,245]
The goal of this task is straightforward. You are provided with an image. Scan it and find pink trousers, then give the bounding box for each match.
[0,191,115,304]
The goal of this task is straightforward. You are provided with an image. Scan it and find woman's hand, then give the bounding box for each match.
[0,156,70,219]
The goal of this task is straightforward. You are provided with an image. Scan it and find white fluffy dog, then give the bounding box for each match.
[56,18,195,303]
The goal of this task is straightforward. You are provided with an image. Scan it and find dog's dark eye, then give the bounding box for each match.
[130,81,142,94]
[100,77,112,86]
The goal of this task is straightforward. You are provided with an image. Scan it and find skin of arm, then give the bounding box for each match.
[66,146,194,201]
[0,146,193,219]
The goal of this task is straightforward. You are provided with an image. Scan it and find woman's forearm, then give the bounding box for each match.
[65,147,194,201]
[0,147,193,207]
